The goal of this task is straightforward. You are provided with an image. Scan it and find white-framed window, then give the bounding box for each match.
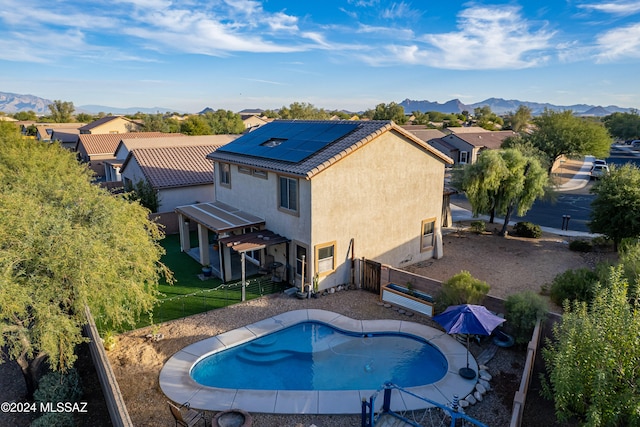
[238,166,251,175]
[219,162,231,187]
[315,242,336,275]
[252,169,267,179]
[459,152,469,164]
[421,218,436,251]
[279,176,298,213]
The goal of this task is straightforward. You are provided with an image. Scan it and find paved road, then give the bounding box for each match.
[451,145,640,234]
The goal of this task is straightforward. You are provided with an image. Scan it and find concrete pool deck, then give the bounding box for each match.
[159,309,478,414]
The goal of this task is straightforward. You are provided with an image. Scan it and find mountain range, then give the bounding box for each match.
[0,90,636,117]
[398,98,635,116]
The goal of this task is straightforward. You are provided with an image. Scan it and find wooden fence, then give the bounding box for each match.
[83,306,133,427]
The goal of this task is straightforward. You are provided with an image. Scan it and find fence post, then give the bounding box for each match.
[382,383,392,413]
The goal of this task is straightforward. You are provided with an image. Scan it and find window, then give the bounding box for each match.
[252,169,267,179]
[219,162,231,187]
[315,242,336,275]
[421,219,436,251]
[295,245,307,277]
[238,166,251,175]
[279,176,298,212]
[459,152,469,164]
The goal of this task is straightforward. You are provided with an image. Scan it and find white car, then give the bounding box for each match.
[590,164,609,179]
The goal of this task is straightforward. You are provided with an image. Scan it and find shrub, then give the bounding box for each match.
[470,220,486,234]
[34,369,83,404]
[504,291,548,346]
[30,412,74,427]
[568,239,592,252]
[512,221,542,238]
[548,268,599,305]
[436,270,490,313]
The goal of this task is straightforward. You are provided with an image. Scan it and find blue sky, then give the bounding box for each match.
[1,0,640,113]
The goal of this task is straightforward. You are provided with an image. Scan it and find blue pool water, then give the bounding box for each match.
[190,321,448,390]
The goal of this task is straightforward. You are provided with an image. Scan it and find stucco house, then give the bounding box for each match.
[120,141,232,213]
[435,130,516,165]
[79,115,142,135]
[76,132,181,178]
[175,120,453,290]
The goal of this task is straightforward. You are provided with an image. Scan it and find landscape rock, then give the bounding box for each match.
[476,383,487,395]
[474,391,483,402]
[465,394,477,405]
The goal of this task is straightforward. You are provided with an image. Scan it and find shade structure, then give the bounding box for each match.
[433,304,506,379]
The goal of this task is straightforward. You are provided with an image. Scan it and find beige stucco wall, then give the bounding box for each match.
[159,185,214,212]
[309,130,445,289]
[214,129,446,292]
[89,118,141,134]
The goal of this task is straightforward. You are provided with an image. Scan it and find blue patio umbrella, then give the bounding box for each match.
[433,304,505,379]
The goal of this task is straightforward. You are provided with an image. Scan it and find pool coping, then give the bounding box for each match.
[159,309,478,414]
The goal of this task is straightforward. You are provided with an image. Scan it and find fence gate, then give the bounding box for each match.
[361,258,381,294]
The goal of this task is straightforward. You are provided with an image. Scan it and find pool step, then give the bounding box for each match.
[236,349,299,364]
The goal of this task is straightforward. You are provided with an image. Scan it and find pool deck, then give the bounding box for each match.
[159,309,478,414]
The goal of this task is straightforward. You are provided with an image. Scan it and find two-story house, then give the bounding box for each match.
[435,129,516,165]
[175,120,453,291]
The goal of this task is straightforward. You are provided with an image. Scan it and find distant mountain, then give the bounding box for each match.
[0,91,52,114]
[77,105,180,115]
[399,98,636,117]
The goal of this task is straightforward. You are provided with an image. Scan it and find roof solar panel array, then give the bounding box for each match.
[217,121,359,163]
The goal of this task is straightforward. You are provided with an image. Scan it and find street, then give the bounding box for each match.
[452,144,640,233]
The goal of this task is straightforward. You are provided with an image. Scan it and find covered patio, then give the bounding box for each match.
[175,201,290,283]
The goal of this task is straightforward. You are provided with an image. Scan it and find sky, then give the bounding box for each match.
[1,0,640,113]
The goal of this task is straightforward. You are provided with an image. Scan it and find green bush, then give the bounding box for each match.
[470,220,486,234]
[549,268,599,305]
[436,270,490,313]
[568,239,592,252]
[504,291,548,346]
[31,412,74,427]
[512,221,542,238]
[34,369,83,404]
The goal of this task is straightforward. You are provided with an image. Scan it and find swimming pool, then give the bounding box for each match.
[190,321,448,390]
[160,309,478,414]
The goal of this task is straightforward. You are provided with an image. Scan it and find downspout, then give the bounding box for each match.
[349,238,355,288]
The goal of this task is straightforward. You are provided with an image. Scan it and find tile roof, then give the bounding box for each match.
[208,120,453,178]
[123,144,223,189]
[400,125,447,143]
[77,132,181,156]
[445,131,517,150]
[116,134,236,159]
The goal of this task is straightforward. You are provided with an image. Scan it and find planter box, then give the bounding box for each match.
[380,283,434,317]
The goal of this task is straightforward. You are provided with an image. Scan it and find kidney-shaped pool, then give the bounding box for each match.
[190,321,448,390]
[160,309,478,414]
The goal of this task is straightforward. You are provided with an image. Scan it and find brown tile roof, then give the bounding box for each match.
[446,131,516,150]
[399,125,447,143]
[208,120,453,178]
[76,132,181,156]
[115,134,236,159]
[123,144,223,189]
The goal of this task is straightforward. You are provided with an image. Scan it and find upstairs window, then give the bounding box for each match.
[279,176,298,213]
[219,162,231,187]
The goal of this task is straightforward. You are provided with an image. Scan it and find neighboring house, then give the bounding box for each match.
[106,134,236,182]
[242,114,270,130]
[79,116,142,135]
[435,130,516,165]
[176,120,453,289]
[50,127,82,150]
[400,126,451,163]
[120,143,229,213]
[76,132,180,178]
[34,123,84,143]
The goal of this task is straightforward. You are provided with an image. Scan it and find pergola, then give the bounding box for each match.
[175,201,290,292]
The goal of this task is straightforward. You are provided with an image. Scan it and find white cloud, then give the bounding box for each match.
[578,1,640,15]
[381,2,422,20]
[367,5,554,69]
[594,23,640,61]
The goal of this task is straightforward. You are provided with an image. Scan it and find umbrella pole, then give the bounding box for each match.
[459,334,476,380]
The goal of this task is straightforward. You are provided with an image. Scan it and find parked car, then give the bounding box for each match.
[631,140,640,149]
[593,159,607,167]
[590,164,609,179]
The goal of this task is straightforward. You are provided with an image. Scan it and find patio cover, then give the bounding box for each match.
[175,201,265,233]
[219,229,290,253]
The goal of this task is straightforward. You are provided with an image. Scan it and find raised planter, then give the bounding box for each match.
[380,283,434,317]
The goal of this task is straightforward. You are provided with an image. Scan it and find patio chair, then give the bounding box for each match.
[168,401,207,427]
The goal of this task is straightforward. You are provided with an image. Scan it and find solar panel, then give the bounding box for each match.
[218,122,359,163]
